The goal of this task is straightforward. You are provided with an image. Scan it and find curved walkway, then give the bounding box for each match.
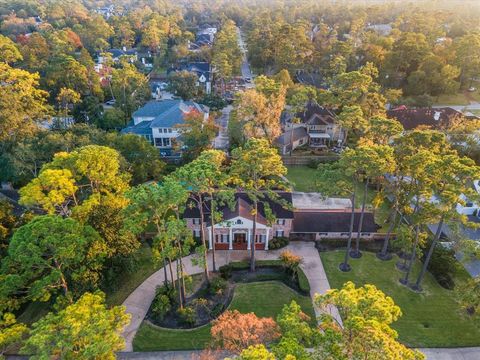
[121,242,337,351]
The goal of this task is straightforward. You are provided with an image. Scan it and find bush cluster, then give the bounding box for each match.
[151,284,177,321]
[269,236,289,250]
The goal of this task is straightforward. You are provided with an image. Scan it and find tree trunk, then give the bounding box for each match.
[168,259,175,287]
[412,216,445,291]
[400,225,420,285]
[176,257,183,308]
[250,201,257,272]
[340,191,356,272]
[198,198,210,282]
[378,209,398,260]
[178,253,186,304]
[210,197,217,272]
[352,179,368,258]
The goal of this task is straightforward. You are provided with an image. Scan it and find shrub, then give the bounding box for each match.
[155,284,177,303]
[426,245,456,289]
[307,159,319,169]
[210,303,225,318]
[297,269,310,294]
[151,294,171,321]
[269,237,289,250]
[211,310,281,354]
[177,306,196,327]
[219,264,232,279]
[209,277,227,295]
[279,250,302,279]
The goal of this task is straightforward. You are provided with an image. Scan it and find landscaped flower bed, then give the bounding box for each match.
[145,260,311,330]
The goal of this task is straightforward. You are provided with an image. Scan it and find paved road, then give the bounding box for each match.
[121,242,339,352]
[213,105,232,150]
[236,27,254,88]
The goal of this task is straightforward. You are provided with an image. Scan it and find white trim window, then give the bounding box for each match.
[192,218,200,225]
[193,229,201,238]
[277,219,286,225]
[221,234,229,243]
[275,230,284,237]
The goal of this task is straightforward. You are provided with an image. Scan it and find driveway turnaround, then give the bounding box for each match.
[121,242,337,351]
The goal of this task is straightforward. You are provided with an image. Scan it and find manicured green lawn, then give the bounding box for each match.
[286,166,320,192]
[133,281,315,351]
[320,251,480,347]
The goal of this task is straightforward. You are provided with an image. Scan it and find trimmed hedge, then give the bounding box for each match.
[269,236,289,250]
[297,269,311,294]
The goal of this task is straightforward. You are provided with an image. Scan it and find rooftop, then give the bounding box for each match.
[386,106,476,130]
[292,211,379,233]
[292,192,352,210]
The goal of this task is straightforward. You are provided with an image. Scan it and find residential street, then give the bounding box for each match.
[213,27,253,150]
[236,27,254,88]
[213,105,231,150]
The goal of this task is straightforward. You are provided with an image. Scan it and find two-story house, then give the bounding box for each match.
[184,191,380,250]
[276,101,345,154]
[121,100,209,157]
[184,193,294,251]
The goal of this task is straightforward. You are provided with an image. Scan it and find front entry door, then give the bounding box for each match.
[233,232,247,249]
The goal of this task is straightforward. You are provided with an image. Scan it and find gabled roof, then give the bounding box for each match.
[297,101,336,125]
[275,127,308,146]
[183,192,294,225]
[131,100,208,129]
[179,62,212,82]
[386,106,471,130]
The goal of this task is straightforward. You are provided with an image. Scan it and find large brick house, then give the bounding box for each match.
[184,193,294,250]
[184,192,380,250]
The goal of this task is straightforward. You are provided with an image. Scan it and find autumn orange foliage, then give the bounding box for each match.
[210,310,281,353]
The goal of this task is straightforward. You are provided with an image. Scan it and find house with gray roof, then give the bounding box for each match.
[121,100,209,157]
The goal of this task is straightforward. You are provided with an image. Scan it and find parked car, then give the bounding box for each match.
[468,87,477,92]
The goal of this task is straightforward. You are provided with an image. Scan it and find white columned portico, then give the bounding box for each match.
[265,228,270,250]
[208,228,213,250]
[229,227,233,250]
[247,229,251,250]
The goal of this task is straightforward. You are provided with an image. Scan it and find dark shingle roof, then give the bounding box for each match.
[184,192,294,224]
[292,211,379,233]
[386,106,472,130]
[297,101,336,125]
[275,127,308,146]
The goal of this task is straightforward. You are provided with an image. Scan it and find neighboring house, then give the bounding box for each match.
[95,5,115,18]
[189,26,217,51]
[386,106,479,131]
[275,127,309,155]
[184,191,380,250]
[121,100,209,157]
[366,23,393,36]
[98,48,138,64]
[179,62,212,94]
[275,101,345,154]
